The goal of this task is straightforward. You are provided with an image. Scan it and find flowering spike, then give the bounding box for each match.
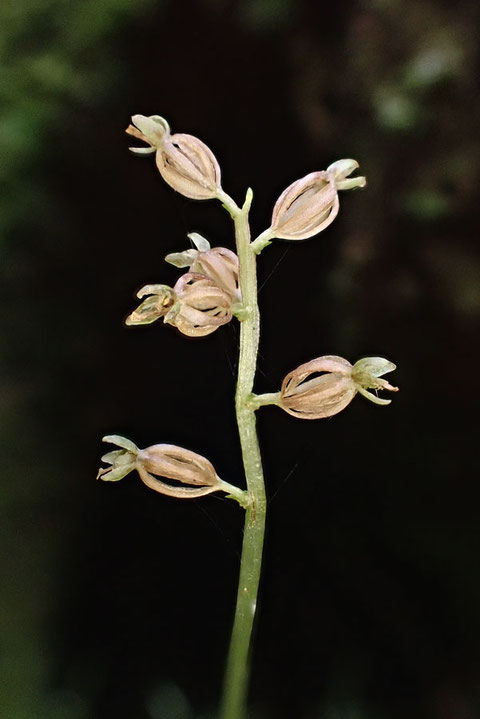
[128,115,170,145]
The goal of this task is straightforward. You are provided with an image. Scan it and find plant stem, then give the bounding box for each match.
[247,392,281,410]
[218,190,267,719]
[250,228,274,255]
[217,479,250,509]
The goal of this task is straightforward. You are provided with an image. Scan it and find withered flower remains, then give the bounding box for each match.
[125,284,176,326]
[126,271,233,337]
[126,115,222,200]
[166,233,240,300]
[280,355,398,419]
[97,436,245,501]
[167,272,233,337]
[266,159,366,241]
[99,111,399,718]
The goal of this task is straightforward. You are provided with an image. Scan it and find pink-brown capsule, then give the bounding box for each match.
[165,272,233,337]
[97,436,221,499]
[126,115,222,200]
[267,160,366,241]
[280,355,398,419]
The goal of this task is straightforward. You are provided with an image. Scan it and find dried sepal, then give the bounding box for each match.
[127,115,170,147]
[280,355,398,419]
[188,232,211,252]
[126,115,222,201]
[165,249,199,268]
[165,233,210,268]
[265,160,366,241]
[125,284,177,326]
[96,435,139,481]
[352,357,399,406]
[165,272,233,337]
[327,159,366,190]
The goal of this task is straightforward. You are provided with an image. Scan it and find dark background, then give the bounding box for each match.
[1,0,479,717]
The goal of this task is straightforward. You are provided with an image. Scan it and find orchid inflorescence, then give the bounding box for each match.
[98,114,397,502]
[96,113,399,719]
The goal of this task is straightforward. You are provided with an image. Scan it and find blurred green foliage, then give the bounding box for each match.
[0,0,156,236]
[0,2,156,717]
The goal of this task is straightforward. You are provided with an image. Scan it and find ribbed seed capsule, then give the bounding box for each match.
[157,133,221,200]
[280,356,356,419]
[271,171,339,240]
[164,272,233,337]
[266,160,366,241]
[126,115,222,200]
[97,436,222,499]
[136,445,221,498]
[280,355,398,419]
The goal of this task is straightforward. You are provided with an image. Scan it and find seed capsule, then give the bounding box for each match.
[280,356,356,419]
[165,272,233,337]
[97,436,223,499]
[126,115,222,201]
[266,160,366,241]
[280,355,398,419]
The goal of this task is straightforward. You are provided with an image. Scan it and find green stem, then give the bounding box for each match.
[247,392,281,410]
[218,190,267,719]
[217,478,250,509]
[250,228,274,255]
